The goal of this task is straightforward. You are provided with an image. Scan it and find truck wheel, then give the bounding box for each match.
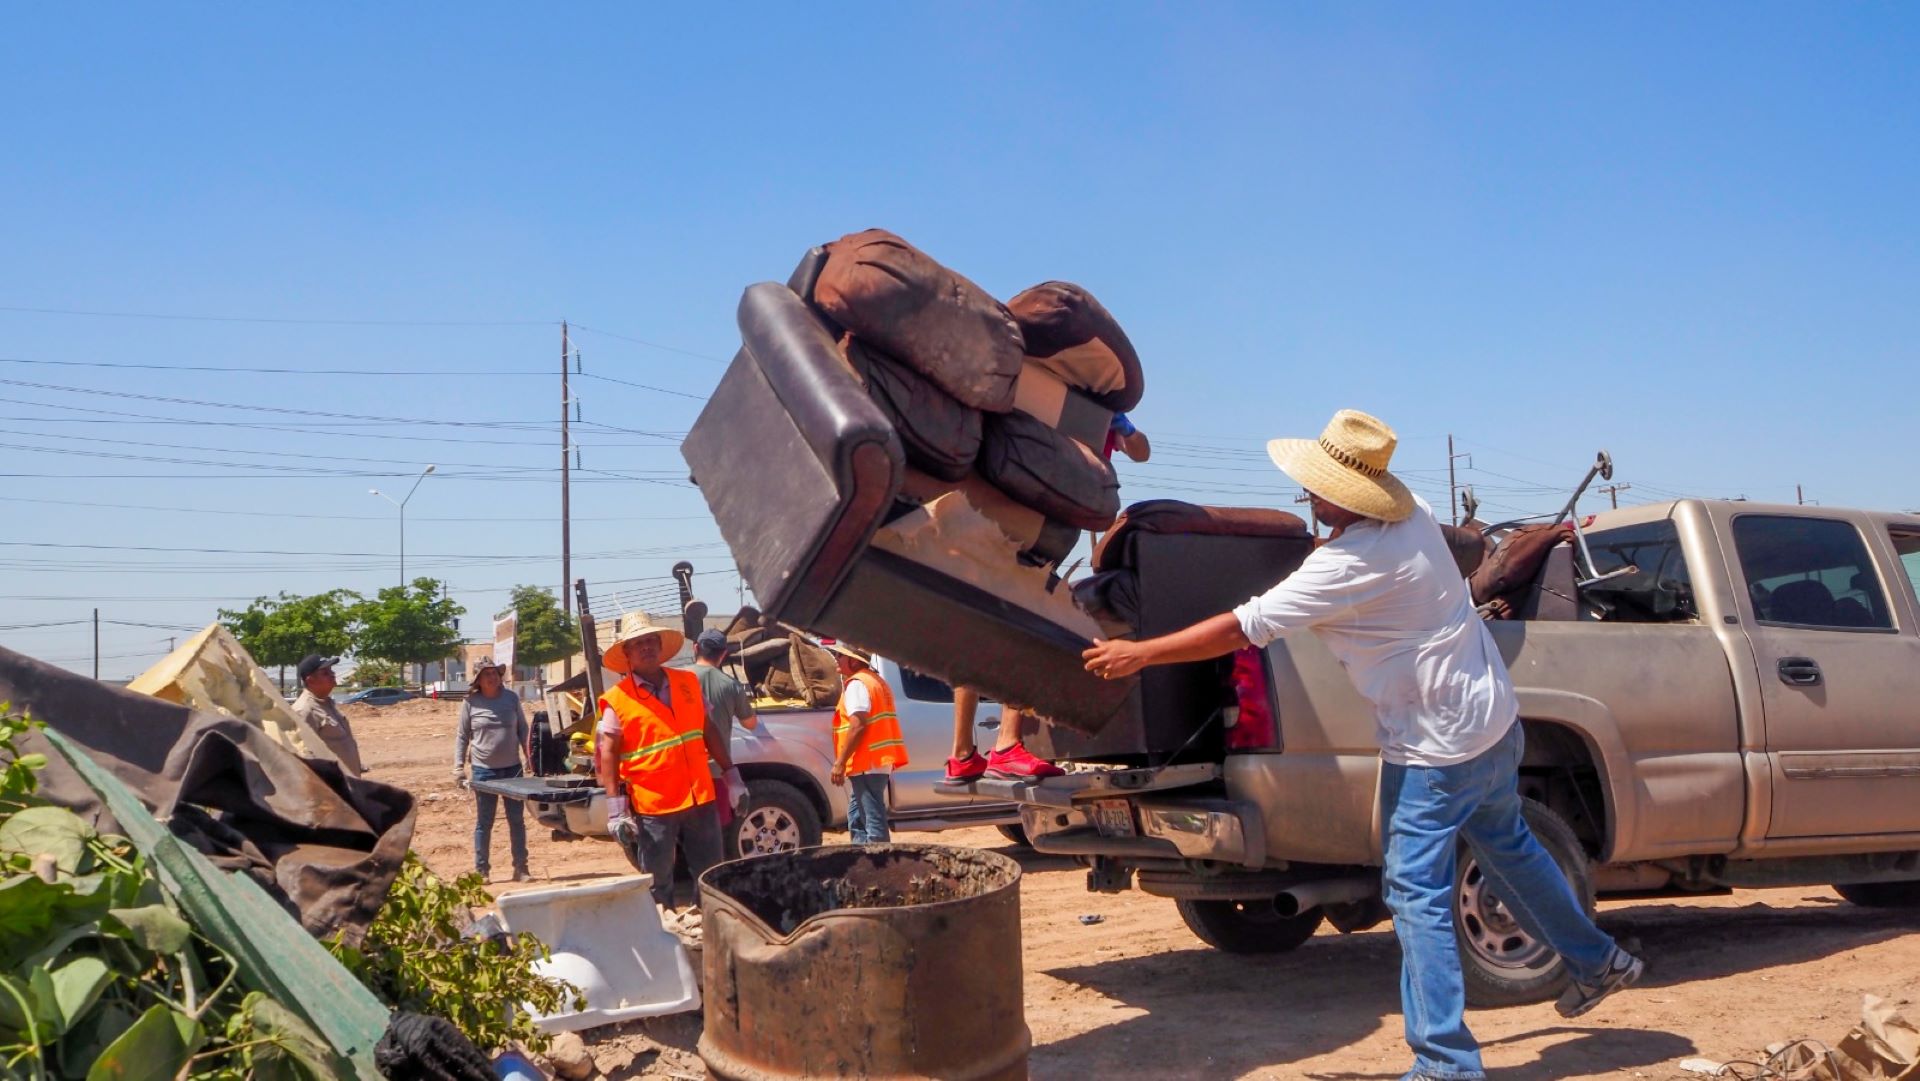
[1834,880,1920,908]
[728,780,823,860]
[1455,798,1594,1008]
[995,824,1031,848]
[1176,897,1324,954]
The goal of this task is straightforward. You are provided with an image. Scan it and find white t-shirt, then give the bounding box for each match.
[1232,495,1517,767]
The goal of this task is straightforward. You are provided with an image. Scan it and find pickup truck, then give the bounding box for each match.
[475,655,1023,860]
[672,256,1920,1008]
[988,499,1920,1006]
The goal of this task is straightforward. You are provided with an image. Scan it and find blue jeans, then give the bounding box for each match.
[472,764,529,875]
[846,773,891,843]
[1381,722,1618,1081]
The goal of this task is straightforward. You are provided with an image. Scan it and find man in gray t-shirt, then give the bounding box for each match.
[692,630,756,780]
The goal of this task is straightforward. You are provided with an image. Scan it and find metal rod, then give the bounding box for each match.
[92,607,99,680]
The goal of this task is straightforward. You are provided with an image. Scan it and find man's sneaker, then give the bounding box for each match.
[985,743,1065,780]
[1555,947,1644,1018]
[944,752,989,783]
[511,868,533,883]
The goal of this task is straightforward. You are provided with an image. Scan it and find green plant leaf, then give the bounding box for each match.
[107,905,191,955]
[241,991,340,1081]
[85,1004,204,1081]
[0,805,93,874]
[0,972,33,1034]
[49,956,113,1034]
[58,999,140,1078]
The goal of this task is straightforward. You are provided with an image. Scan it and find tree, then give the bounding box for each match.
[507,585,578,670]
[350,658,403,688]
[219,588,361,689]
[354,578,465,684]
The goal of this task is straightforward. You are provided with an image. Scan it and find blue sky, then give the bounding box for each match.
[3,6,1916,677]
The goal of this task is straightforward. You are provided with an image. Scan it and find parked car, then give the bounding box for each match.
[470,655,1022,861]
[341,687,419,707]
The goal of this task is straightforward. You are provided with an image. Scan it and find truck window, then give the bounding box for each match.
[1580,519,1695,622]
[897,666,956,703]
[1890,530,1920,608]
[1732,515,1893,630]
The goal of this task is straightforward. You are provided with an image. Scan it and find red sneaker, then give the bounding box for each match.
[944,752,989,783]
[985,743,1065,780]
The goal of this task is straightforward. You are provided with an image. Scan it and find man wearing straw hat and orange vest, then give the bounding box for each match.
[594,614,742,909]
[1082,410,1645,1081]
[822,640,909,843]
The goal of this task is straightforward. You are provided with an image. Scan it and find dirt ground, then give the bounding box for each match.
[356,697,1920,1080]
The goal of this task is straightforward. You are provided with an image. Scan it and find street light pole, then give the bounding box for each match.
[370,464,437,588]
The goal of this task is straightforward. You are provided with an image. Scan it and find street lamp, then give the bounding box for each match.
[369,464,436,587]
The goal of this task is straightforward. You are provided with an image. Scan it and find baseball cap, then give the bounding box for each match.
[296,654,340,683]
[695,629,729,653]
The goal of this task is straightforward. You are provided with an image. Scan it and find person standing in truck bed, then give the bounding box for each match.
[1081,409,1646,1081]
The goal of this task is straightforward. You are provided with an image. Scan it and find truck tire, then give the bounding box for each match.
[995,824,1031,848]
[1833,880,1920,908]
[728,780,823,860]
[1176,897,1324,954]
[1456,798,1594,1008]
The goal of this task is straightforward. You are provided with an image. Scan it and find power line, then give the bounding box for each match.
[0,494,710,523]
[0,357,553,377]
[0,304,552,328]
[566,323,728,364]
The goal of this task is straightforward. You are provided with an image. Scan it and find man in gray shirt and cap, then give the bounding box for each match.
[289,653,365,775]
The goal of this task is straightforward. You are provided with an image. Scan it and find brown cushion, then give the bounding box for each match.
[1008,281,1145,412]
[977,410,1121,532]
[813,229,1023,412]
[1470,524,1570,611]
[844,336,983,482]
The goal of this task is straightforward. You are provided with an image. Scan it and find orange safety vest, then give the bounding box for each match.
[598,668,717,815]
[833,668,910,775]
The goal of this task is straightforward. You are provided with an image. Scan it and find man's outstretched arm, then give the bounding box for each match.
[1082,612,1250,680]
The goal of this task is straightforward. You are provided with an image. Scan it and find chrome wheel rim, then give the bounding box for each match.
[736,804,801,855]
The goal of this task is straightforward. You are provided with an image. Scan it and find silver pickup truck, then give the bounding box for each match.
[477,656,1021,859]
[985,499,1920,1006]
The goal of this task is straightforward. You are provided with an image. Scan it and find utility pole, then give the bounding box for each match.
[1447,436,1472,526]
[561,321,573,681]
[92,608,99,680]
[1294,492,1320,539]
[1797,484,1804,506]
[1598,482,1632,510]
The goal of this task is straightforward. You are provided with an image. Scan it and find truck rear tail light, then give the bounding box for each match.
[1225,647,1277,751]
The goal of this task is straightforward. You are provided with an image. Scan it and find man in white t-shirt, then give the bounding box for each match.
[1081,410,1643,1081]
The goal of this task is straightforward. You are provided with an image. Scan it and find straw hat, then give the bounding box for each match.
[1266,409,1415,523]
[820,639,871,666]
[601,612,686,674]
[471,657,504,679]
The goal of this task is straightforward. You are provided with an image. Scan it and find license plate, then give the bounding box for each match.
[1090,799,1137,838]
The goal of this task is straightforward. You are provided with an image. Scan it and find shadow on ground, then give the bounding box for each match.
[1035,894,1920,1078]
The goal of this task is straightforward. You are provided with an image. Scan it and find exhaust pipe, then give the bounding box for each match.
[1275,877,1376,918]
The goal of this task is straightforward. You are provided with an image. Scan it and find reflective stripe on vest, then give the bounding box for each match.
[833,669,910,775]
[599,668,717,815]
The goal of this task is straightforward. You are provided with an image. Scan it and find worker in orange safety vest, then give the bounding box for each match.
[822,640,909,843]
[594,615,740,909]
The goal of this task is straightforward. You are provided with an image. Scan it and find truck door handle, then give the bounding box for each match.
[1778,657,1823,686]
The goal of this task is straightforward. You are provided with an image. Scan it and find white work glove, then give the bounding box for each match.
[452,768,469,790]
[606,794,640,848]
[724,768,748,813]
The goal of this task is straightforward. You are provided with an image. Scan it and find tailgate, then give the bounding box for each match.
[951,762,1221,808]
[467,775,601,805]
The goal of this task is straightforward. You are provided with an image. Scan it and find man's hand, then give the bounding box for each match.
[1083,638,1150,680]
[606,793,640,848]
[829,766,847,787]
[724,767,749,813]
[451,768,469,790]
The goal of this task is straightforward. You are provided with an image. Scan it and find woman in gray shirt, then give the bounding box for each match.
[453,659,530,881]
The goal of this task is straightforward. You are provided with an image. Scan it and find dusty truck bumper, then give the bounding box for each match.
[961,764,1266,870]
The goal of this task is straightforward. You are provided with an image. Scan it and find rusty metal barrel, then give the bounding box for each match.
[697,843,1030,1080]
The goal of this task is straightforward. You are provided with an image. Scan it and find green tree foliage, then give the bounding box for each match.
[352,579,464,681]
[218,590,362,687]
[506,586,577,669]
[347,659,402,689]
